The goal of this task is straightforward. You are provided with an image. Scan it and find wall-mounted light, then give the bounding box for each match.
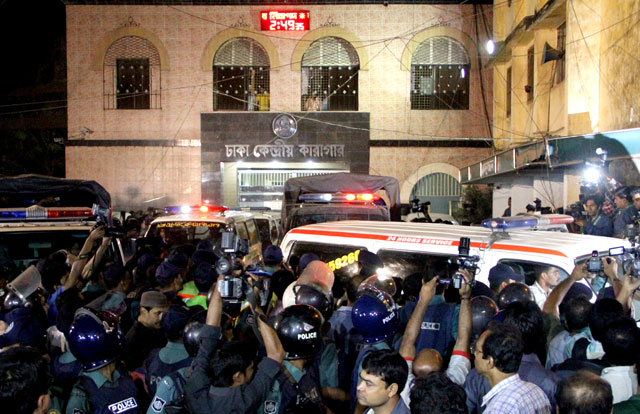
[486,40,495,55]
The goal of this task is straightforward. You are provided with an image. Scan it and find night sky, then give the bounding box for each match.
[0,0,66,96]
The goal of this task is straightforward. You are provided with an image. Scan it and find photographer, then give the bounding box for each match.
[578,195,613,237]
[185,276,285,414]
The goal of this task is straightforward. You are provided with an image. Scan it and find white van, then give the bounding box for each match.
[280,218,631,286]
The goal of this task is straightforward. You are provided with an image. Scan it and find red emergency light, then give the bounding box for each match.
[261,10,310,31]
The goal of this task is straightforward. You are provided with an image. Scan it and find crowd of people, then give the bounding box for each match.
[1,220,640,414]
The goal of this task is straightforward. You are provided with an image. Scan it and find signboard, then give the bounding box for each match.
[260,10,310,31]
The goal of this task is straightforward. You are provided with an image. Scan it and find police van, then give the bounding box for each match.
[280,215,631,287]
[145,205,263,265]
[0,175,125,273]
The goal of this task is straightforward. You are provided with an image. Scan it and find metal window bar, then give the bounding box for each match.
[301,37,359,111]
[411,173,461,197]
[213,38,270,111]
[103,36,161,109]
[410,37,470,110]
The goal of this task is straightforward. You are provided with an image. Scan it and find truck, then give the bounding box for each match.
[280,172,401,233]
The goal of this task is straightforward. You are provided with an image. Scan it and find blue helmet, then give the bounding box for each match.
[351,291,398,344]
[68,308,124,371]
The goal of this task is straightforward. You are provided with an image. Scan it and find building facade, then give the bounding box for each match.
[64,1,493,212]
[468,0,640,217]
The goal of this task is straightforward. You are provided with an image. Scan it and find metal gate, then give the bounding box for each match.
[237,169,348,209]
[410,172,461,215]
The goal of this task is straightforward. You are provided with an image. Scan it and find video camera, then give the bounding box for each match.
[443,237,480,289]
[92,204,125,238]
[587,247,626,274]
[215,230,251,303]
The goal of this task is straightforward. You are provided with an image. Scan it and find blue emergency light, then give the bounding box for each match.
[482,214,573,230]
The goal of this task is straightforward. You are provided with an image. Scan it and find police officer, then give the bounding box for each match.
[264,304,326,414]
[147,315,205,414]
[66,308,140,414]
[351,289,399,414]
[144,304,193,396]
[413,262,459,359]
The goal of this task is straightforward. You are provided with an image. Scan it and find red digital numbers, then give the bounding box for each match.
[260,11,310,31]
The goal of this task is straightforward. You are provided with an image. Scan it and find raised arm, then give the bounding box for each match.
[399,277,437,359]
[543,262,587,318]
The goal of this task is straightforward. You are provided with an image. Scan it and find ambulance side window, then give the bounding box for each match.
[235,222,249,241]
[377,250,456,280]
[498,259,568,286]
[288,242,366,279]
[244,219,261,246]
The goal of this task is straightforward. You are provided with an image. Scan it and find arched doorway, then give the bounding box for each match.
[410,172,461,215]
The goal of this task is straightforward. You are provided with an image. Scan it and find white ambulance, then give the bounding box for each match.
[145,205,263,266]
[280,216,631,286]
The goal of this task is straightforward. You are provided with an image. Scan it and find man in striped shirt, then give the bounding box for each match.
[474,322,551,414]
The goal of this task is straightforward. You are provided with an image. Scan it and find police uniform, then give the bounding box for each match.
[66,365,139,414]
[147,367,187,414]
[261,359,325,414]
[144,341,192,396]
[50,350,83,414]
[319,341,339,388]
[414,296,459,358]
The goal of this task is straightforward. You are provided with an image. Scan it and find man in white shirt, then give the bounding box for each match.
[530,265,561,310]
[475,323,551,414]
[600,316,639,404]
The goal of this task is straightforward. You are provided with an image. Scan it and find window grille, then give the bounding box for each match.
[411,172,461,198]
[506,66,512,117]
[213,38,270,111]
[301,37,359,111]
[556,23,566,84]
[527,46,534,102]
[103,36,161,109]
[410,36,470,110]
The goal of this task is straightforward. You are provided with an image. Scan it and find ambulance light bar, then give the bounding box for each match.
[0,206,94,221]
[482,214,574,230]
[164,205,229,214]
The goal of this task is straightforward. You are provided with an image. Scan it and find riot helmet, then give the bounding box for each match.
[274,304,323,360]
[496,282,534,310]
[351,290,398,344]
[358,274,397,298]
[183,310,207,357]
[293,283,334,321]
[67,308,124,371]
[4,266,43,310]
[470,296,498,338]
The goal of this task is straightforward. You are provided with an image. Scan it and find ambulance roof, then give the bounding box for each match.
[284,220,629,260]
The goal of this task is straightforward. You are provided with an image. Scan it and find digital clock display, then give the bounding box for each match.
[261,10,310,31]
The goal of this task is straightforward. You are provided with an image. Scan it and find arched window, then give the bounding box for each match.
[104,36,161,109]
[213,38,270,111]
[411,36,470,110]
[301,36,359,111]
[410,172,461,215]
